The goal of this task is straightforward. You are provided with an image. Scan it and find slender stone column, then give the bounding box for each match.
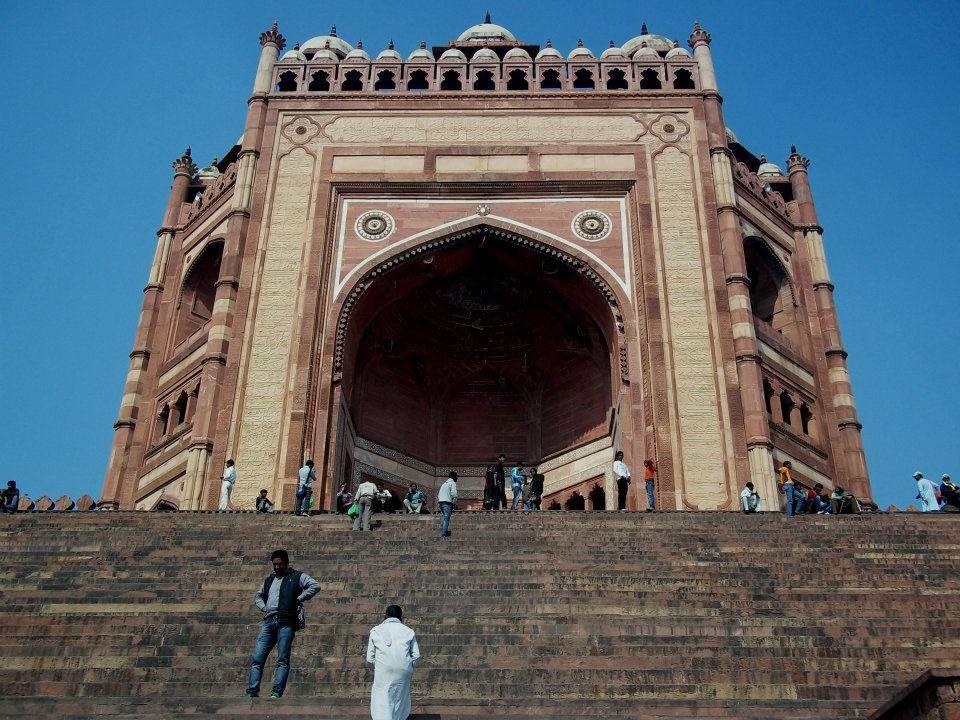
[180,23,285,510]
[101,149,196,508]
[690,23,778,508]
[787,147,870,499]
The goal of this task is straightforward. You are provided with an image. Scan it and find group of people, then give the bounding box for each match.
[739,460,863,515]
[245,549,420,720]
[481,455,545,511]
[914,471,959,513]
[0,481,20,512]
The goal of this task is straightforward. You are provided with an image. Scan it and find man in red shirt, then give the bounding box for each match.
[643,460,657,512]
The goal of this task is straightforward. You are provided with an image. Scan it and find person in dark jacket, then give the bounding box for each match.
[1,481,19,513]
[529,467,544,510]
[494,455,507,509]
[245,549,320,698]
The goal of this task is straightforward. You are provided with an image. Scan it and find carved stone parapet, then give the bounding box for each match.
[259,21,286,50]
[172,148,197,177]
[787,145,810,173]
[688,21,712,48]
[824,346,848,359]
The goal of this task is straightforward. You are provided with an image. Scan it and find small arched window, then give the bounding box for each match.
[374,70,396,91]
[340,69,364,91]
[763,378,775,415]
[572,68,595,89]
[157,404,170,438]
[673,68,695,89]
[407,69,429,90]
[440,69,462,91]
[780,392,796,427]
[473,69,495,90]
[276,71,298,92]
[506,69,528,90]
[800,403,815,437]
[639,69,661,90]
[308,70,330,91]
[173,392,189,427]
[540,69,562,89]
[606,69,628,90]
[174,241,223,347]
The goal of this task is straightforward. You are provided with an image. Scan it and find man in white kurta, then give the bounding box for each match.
[914,471,940,512]
[366,605,420,720]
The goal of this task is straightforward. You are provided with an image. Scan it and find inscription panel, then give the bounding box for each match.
[654,147,727,509]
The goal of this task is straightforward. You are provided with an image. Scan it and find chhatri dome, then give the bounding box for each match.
[457,12,517,42]
[300,25,353,58]
[621,22,674,56]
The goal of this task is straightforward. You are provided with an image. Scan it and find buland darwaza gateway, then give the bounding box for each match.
[101,16,871,512]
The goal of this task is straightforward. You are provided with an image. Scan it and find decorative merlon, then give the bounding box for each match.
[787,145,810,172]
[259,21,286,50]
[171,147,197,177]
[688,21,711,48]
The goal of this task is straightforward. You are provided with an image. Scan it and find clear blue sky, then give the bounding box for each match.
[1,1,957,509]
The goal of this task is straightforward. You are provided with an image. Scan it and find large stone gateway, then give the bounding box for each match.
[102,17,871,511]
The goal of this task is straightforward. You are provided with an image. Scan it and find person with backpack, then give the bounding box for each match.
[245,549,320,698]
[366,605,421,720]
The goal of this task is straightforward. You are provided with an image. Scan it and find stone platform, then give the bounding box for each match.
[0,510,957,719]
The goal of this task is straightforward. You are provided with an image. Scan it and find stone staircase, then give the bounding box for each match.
[0,510,957,719]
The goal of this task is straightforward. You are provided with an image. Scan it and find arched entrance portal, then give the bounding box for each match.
[333,226,624,507]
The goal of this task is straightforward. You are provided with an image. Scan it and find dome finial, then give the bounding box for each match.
[330,25,337,37]
[546,39,552,47]
[760,154,767,162]
[577,38,584,47]
[485,10,492,23]
[356,39,363,48]
[419,40,426,48]
[609,40,616,48]
[293,43,300,50]
[641,21,649,34]
[388,39,394,50]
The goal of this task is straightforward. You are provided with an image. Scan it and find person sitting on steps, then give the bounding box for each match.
[740,482,760,513]
[256,489,274,514]
[403,484,424,514]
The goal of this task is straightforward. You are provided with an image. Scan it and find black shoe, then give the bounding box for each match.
[245,690,258,699]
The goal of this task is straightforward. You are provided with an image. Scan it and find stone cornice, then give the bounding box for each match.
[214,277,240,290]
[736,351,762,364]
[746,436,773,450]
[725,272,751,287]
[797,223,824,234]
[202,353,228,367]
[156,226,176,237]
[838,419,863,432]
[143,282,163,294]
[113,419,136,430]
[710,146,734,159]
[824,346,848,359]
[129,349,150,361]
[813,281,836,292]
[267,88,711,102]
[332,179,635,198]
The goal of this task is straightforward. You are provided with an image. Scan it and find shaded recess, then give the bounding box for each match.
[341,234,616,464]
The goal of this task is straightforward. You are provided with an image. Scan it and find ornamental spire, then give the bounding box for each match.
[688,21,711,48]
[485,10,492,23]
[172,147,197,176]
[787,145,810,172]
[641,22,649,34]
[259,21,286,50]
[330,25,337,37]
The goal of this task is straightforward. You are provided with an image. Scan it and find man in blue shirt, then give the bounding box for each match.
[403,484,425,514]
[510,462,526,510]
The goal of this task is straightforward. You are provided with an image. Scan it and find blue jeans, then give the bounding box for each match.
[645,480,656,510]
[511,484,522,510]
[439,501,453,537]
[247,617,295,695]
[784,484,804,517]
[294,486,312,515]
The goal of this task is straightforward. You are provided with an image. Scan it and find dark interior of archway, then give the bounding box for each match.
[343,236,614,465]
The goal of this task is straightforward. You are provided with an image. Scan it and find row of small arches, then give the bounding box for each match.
[764,379,818,439]
[277,67,695,93]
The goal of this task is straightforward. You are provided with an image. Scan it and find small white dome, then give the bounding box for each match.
[632,42,660,61]
[279,48,306,63]
[665,42,691,59]
[407,41,432,62]
[535,41,563,61]
[472,47,499,61]
[344,42,371,62]
[457,13,516,42]
[503,47,531,61]
[439,48,468,63]
[600,43,626,59]
[622,24,674,56]
[568,40,594,60]
[376,42,402,62]
[301,27,353,58]
[757,155,783,177]
[310,48,340,63]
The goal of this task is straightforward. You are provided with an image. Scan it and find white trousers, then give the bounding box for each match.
[218,481,233,510]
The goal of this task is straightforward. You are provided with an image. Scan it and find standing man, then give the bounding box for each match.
[494,455,507,510]
[510,462,525,510]
[778,460,803,517]
[245,549,320,698]
[914,471,940,513]
[529,466,544,511]
[366,605,421,720]
[613,451,631,511]
[294,460,315,517]
[643,459,657,512]
[219,459,236,511]
[353,478,378,531]
[438,471,458,538]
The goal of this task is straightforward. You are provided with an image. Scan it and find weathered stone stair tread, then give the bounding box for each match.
[0,512,957,719]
